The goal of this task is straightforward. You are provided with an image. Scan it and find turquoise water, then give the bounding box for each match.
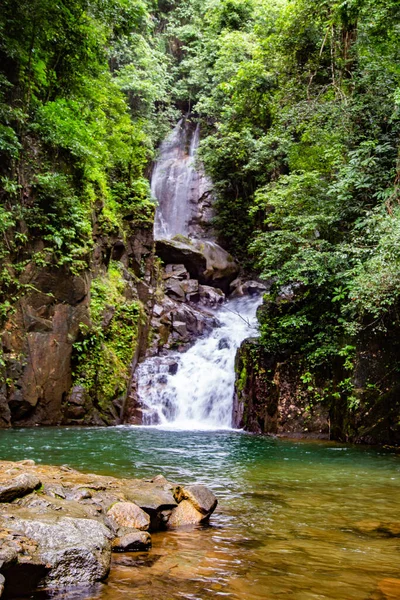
[0,427,399,600]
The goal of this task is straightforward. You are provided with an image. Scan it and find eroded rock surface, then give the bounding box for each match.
[0,473,41,503]
[0,460,218,597]
[107,501,150,531]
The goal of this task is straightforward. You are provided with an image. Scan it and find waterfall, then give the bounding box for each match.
[136,119,262,430]
[136,296,261,429]
[152,119,211,240]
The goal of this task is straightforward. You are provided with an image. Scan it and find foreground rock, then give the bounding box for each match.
[168,485,218,528]
[354,520,400,537]
[0,473,41,502]
[0,461,218,597]
[371,578,400,600]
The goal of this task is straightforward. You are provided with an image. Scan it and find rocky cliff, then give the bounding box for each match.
[233,304,400,446]
[0,212,155,428]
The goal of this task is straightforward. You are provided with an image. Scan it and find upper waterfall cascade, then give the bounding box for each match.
[152,119,212,240]
[137,119,262,430]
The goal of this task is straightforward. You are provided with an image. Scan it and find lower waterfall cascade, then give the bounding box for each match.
[136,295,262,429]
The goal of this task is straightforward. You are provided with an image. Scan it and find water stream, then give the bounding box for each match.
[0,427,399,600]
[152,119,202,240]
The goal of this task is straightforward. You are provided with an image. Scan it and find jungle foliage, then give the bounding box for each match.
[159,0,400,406]
[1,0,400,413]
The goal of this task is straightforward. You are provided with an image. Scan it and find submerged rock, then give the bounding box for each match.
[373,578,400,600]
[354,520,400,537]
[112,530,151,552]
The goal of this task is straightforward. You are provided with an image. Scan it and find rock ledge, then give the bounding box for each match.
[0,460,217,597]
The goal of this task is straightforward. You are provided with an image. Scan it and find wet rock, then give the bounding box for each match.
[168,362,179,375]
[156,238,238,292]
[182,279,199,295]
[218,337,230,350]
[230,279,269,298]
[107,501,150,531]
[242,280,268,296]
[197,241,238,291]
[172,321,188,338]
[0,473,41,503]
[164,264,189,280]
[67,385,87,406]
[164,278,185,301]
[0,514,111,587]
[374,578,400,600]
[173,485,217,515]
[198,285,225,307]
[123,483,177,530]
[112,530,151,552]
[156,239,207,280]
[167,500,206,528]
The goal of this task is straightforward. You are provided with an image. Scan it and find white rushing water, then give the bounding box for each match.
[152,119,202,239]
[136,296,262,429]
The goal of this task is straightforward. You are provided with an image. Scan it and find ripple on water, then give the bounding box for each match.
[0,427,399,600]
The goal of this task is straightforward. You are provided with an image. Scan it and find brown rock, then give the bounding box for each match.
[173,485,217,515]
[167,500,205,528]
[107,501,150,531]
[112,530,151,552]
[0,473,41,503]
[376,578,400,600]
[354,520,400,537]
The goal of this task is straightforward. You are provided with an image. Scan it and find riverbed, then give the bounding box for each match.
[0,427,399,600]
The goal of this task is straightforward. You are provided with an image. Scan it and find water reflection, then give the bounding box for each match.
[0,427,399,599]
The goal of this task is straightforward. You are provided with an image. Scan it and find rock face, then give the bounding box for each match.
[0,514,112,587]
[0,461,218,597]
[232,338,330,436]
[156,237,239,293]
[0,217,155,429]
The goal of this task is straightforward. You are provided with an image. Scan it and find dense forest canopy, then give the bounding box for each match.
[1,0,400,429]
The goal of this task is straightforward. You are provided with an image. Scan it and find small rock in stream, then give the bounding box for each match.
[112,530,151,552]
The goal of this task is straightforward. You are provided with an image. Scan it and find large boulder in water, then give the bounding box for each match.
[156,236,239,292]
[167,485,217,528]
